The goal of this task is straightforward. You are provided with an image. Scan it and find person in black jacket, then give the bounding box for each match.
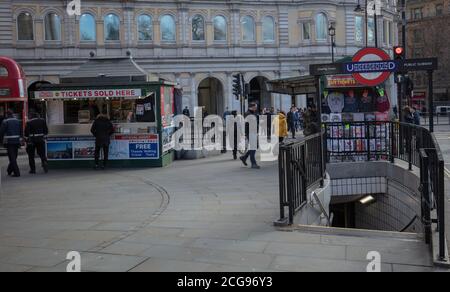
[25,112,49,174]
[91,112,114,170]
[240,103,260,169]
[287,107,297,139]
[0,110,22,177]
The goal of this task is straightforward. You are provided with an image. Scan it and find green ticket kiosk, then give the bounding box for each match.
[31,57,176,168]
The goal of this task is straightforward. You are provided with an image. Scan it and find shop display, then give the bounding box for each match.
[324,85,393,163]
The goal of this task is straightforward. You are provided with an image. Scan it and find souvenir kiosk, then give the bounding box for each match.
[32,57,176,168]
[319,49,394,164]
[0,56,28,127]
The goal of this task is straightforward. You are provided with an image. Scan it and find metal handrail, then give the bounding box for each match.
[311,191,332,227]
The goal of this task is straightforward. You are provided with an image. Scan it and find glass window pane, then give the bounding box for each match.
[17,13,34,41]
[263,16,274,41]
[316,13,327,40]
[192,15,205,41]
[355,16,363,43]
[138,14,152,41]
[303,23,311,40]
[104,14,120,41]
[0,66,8,77]
[80,14,96,41]
[45,13,61,41]
[213,16,227,41]
[161,15,176,41]
[368,17,375,43]
[241,16,255,41]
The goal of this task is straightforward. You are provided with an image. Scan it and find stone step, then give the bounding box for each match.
[289,224,423,241]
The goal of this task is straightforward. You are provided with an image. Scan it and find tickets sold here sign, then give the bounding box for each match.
[35,88,143,100]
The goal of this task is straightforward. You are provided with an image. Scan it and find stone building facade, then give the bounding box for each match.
[0,0,399,115]
[403,0,450,105]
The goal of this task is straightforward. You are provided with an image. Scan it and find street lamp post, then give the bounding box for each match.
[328,25,336,63]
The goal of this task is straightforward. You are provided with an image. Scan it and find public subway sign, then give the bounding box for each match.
[35,88,143,100]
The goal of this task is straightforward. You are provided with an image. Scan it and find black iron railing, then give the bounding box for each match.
[323,121,446,262]
[324,121,435,170]
[277,132,326,225]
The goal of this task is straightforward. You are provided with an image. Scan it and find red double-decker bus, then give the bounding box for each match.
[0,56,28,126]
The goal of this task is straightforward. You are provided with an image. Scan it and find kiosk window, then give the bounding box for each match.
[63,97,155,124]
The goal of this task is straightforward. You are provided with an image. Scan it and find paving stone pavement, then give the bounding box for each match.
[0,153,445,272]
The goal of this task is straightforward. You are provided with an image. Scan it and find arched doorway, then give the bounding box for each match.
[28,81,51,116]
[249,76,271,112]
[198,77,224,116]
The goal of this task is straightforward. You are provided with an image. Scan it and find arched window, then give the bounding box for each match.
[315,13,328,40]
[80,13,96,41]
[17,12,34,41]
[192,15,205,41]
[0,66,8,77]
[213,16,227,41]
[44,13,61,41]
[138,14,152,41]
[262,16,275,42]
[160,15,176,41]
[241,16,255,41]
[104,13,120,41]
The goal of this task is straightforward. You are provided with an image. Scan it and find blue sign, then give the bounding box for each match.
[344,60,399,74]
[129,141,159,158]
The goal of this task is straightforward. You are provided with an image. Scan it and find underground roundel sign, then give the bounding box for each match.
[351,48,392,87]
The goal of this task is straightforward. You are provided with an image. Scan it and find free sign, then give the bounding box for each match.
[345,48,396,87]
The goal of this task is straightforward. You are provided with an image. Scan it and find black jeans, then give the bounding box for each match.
[95,143,110,167]
[27,141,48,172]
[242,150,257,166]
[7,144,20,176]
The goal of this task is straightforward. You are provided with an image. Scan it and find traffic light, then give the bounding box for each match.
[393,46,405,60]
[232,74,242,99]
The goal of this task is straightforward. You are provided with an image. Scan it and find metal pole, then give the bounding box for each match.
[402,0,406,55]
[331,36,335,63]
[428,70,434,132]
[374,3,378,48]
[365,0,368,47]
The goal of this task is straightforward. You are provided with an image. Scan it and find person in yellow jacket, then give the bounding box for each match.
[274,111,288,143]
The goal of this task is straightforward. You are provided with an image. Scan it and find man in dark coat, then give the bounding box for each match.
[287,107,297,139]
[240,103,260,169]
[0,110,22,177]
[91,113,114,170]
[25,112,49,174]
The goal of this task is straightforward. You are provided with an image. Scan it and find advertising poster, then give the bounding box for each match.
[47,134,159,161]
[162,127,175,153]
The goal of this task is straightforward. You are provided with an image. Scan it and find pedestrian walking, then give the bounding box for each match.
[412,107,421,125]
[274,111,288,144]
[403,106,414,124]
[24,112,49,174]
[228,110,242,160]
[91,112,114,170]
[0,110,22,177]
[182,106,190,117]
[240,103,260,169]
[287,107,297,139]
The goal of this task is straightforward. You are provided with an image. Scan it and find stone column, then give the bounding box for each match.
[206,21,213,46]
[256,21,263,46]
[153,20,160,45]
[35,18,44,47]
[97,19,104,47]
